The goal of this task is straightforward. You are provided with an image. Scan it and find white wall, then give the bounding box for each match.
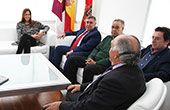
[0,0,56,21]
[142,0,170,47]
[0,0,150,39]
[0,0,58,32]
[92,0,150,41]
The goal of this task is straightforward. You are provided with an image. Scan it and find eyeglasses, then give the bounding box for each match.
[86,21,94,24]
[112,26,120,29]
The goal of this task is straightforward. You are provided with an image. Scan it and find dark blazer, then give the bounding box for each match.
[66,27,101,56]
[141,45,170,82]
[60,65,146,110]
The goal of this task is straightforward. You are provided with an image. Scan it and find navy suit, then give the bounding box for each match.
[141,45,170,82]
[60,65,146,110]
[50,27,101,69]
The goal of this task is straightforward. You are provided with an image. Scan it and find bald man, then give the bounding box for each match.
[43,34,146,110]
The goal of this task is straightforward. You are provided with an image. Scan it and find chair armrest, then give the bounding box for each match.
[41,30,76,47]
[55,36,76,47]
[40,30,57,46]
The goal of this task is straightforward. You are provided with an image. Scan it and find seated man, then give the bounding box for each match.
[139,27,170,82]
[63,19,125,84]
[43,34,146,110]
[49,16,101,70]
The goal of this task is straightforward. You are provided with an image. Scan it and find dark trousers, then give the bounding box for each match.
[16,34,36,54]
[63,56,107,84]
[49,46,71,69]
[82,64,107,83]
[49,45,89,71]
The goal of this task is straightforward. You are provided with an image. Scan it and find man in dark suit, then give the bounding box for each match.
[49,16,101,70]
[43,34,146,110]
[139,27,170,82]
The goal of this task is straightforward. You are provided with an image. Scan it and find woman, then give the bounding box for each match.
[16,8,50,54]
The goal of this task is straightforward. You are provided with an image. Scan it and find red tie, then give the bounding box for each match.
[70,30,87,51]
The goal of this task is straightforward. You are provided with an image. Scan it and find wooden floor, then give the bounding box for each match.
[0,91,62,110]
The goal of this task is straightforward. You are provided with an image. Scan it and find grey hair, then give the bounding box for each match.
[112,35,141,66]
[113,19,125,28]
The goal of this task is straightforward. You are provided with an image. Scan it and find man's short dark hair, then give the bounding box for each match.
[87,16,96,21]
[155,27,170,41]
